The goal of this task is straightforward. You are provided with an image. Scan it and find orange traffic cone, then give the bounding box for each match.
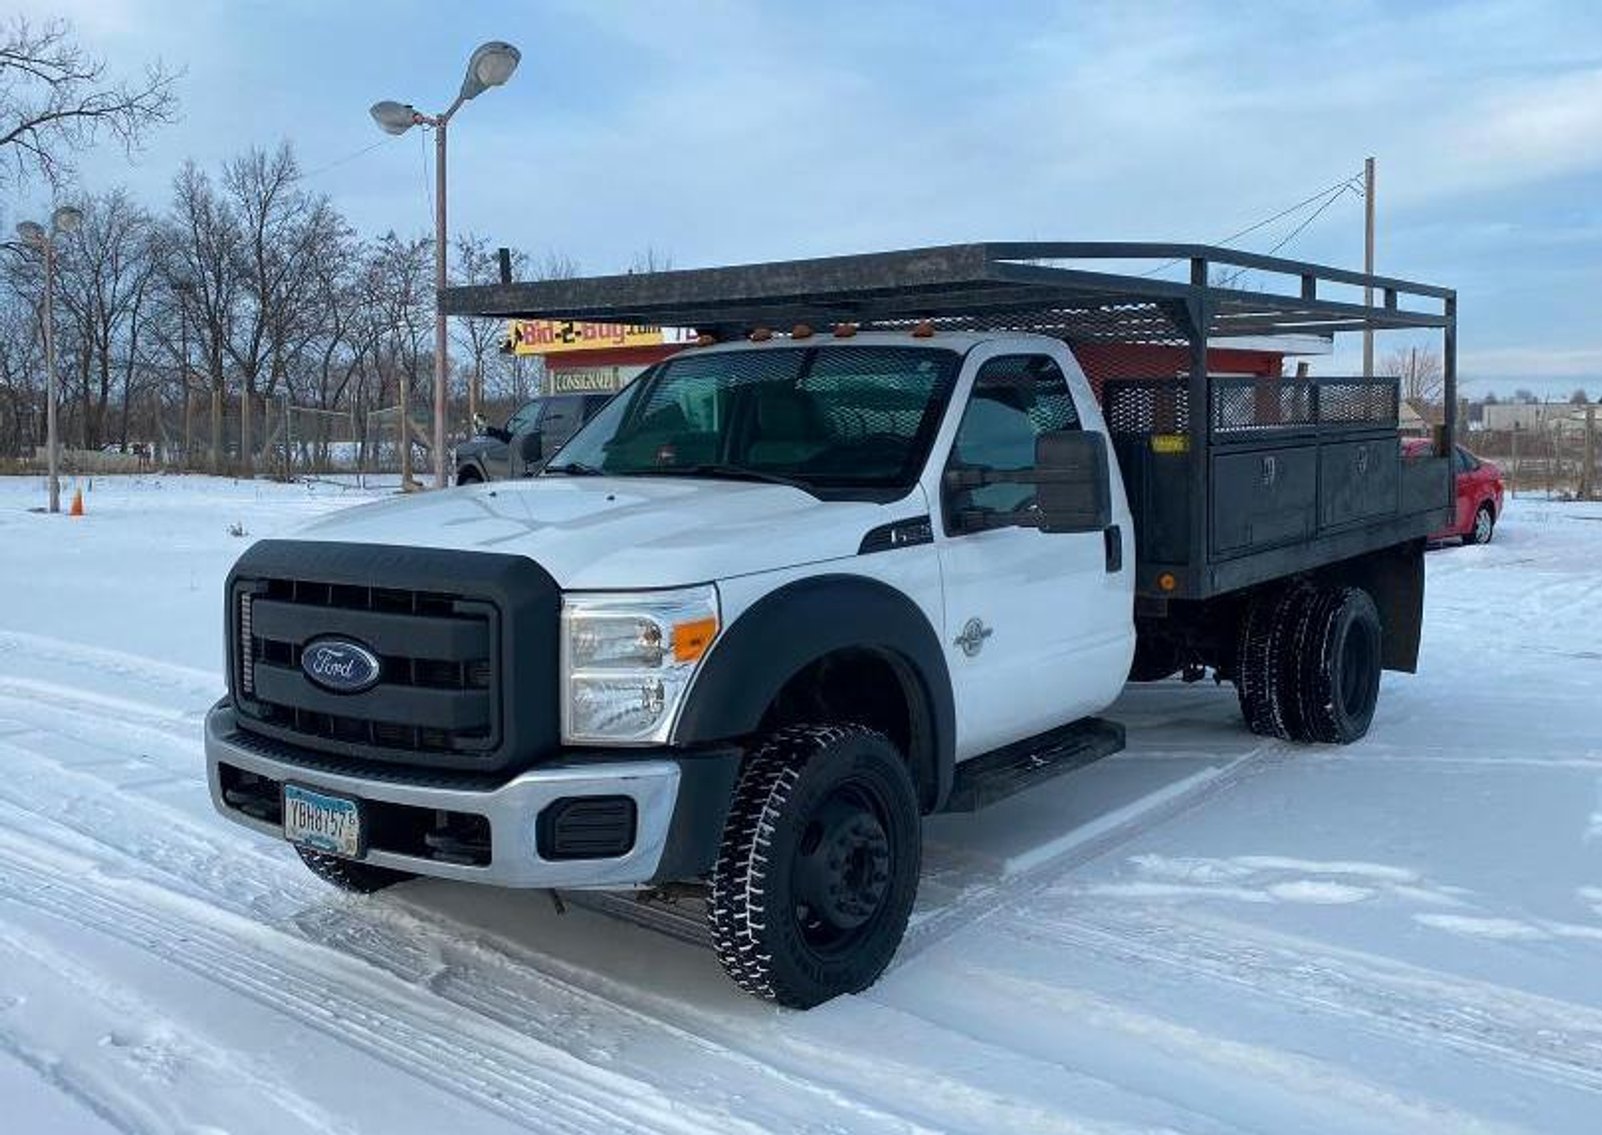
[69,488,84,517]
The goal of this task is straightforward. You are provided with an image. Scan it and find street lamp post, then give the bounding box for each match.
[371,40,521,491]
[16,205,84,514]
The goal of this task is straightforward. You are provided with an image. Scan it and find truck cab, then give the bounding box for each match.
[208,242,1458,1008]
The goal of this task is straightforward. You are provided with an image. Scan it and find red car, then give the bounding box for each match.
[1403,438,1505,544]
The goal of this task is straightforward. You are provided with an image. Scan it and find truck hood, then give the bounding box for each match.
[290,477,919,590]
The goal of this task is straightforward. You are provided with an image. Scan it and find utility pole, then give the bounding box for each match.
[1363,156,1376,381]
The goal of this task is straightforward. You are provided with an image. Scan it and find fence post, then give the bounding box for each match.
[1584,404,1597,501]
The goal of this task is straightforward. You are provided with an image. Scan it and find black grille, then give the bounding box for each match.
[236,576,500,761]
[226,541,561,774]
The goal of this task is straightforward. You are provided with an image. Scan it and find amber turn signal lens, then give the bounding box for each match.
[1157,572,1178,592]
[673,616,719,663]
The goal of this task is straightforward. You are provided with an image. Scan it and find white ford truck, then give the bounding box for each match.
[208,243,1459,1006]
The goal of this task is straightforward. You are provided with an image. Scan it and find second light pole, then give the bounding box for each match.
[372,40,521,489]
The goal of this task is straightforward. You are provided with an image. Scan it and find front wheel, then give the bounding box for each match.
[709,724,921,1009]
[1468,504,1494,545]
[296,846,414,893]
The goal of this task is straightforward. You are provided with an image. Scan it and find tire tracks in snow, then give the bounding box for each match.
[1001,904,1602,1095]
[0,736,948,1135]
[901,739,1292,961]
[0,921,361,1135]
[0,830,762,1135]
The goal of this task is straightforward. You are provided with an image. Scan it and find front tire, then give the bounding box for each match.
[1468,504,1494,545]
[296,847,414,894]
[709,724,921,1009]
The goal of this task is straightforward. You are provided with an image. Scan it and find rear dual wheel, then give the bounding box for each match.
[1236,583,1382,745]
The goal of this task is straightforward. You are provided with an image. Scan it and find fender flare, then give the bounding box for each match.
[673,574,956,811]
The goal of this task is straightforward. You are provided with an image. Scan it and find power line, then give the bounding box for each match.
[1138,170,1365,277]
[1215,180,1361,287]
[301,136,396,181]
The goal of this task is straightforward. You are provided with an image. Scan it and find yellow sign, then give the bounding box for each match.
[507,319,696,356]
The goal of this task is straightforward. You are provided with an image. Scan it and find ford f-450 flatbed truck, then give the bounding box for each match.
[207,242,1457,1007]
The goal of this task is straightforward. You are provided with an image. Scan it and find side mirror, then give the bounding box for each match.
[1034,430,1112,533]
[508,428,545,477]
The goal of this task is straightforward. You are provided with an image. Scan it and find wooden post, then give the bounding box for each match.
[1584,404,1597,500]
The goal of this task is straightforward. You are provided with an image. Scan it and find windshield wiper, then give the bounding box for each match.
[542,461,605,476]
[626,464,818,495]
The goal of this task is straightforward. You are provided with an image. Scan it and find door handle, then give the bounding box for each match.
[1103,525,1123,573]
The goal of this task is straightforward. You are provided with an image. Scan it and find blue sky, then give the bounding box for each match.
[12,0,1602,395]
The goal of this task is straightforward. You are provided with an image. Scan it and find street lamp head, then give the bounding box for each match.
[460,41,520,101]
[15,220,46,244]
[370,100,420,136]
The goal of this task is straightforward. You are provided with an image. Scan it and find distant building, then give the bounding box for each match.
[1482,403,1595,436]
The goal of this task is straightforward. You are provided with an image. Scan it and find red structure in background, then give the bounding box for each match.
[1075,343,1287,404]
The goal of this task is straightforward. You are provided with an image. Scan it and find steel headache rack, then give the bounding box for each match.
[443,242,1458,601]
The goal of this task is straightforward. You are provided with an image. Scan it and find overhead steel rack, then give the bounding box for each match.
[443,242,1458,599]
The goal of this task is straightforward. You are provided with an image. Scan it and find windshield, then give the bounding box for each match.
[546,345,961,497]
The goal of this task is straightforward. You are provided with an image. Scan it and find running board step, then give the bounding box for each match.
[558,887,712,949]
[943,716,1125,813]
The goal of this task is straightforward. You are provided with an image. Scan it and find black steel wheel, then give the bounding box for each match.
[709,723,921,1009]
[296,846,414,894]
[1294,586,1383,744]
[1468,504,1495,545]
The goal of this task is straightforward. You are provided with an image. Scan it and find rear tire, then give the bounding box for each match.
[1292,586,1383,744]
[296,847,414,894]
[1235,585,1306,738]
[709,723,921,1009]
[1468,504,1494,545]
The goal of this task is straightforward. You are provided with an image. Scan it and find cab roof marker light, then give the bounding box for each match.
[695,332,718,347]
[833,322,858,338]
[749,327,773,342]
[910,321,935,338]
[791,323,814,340]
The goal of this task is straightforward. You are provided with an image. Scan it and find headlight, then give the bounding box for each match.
[561,586,719,744]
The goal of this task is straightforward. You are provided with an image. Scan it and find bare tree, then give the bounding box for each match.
[1380,347,1444,404]
[0,16,178,189]
[50,189,160,450]
[628,246,673,275]
[166,161,240,471]
[1570,388,1591,405]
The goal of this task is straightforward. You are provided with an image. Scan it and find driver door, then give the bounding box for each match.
[933,349,1134,759]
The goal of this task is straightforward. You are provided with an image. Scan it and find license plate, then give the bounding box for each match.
[283,783,363,859]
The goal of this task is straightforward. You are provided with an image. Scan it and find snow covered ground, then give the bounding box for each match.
[1,473,1600,1134]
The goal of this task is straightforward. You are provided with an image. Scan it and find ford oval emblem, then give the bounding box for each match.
[301,637,382,694]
